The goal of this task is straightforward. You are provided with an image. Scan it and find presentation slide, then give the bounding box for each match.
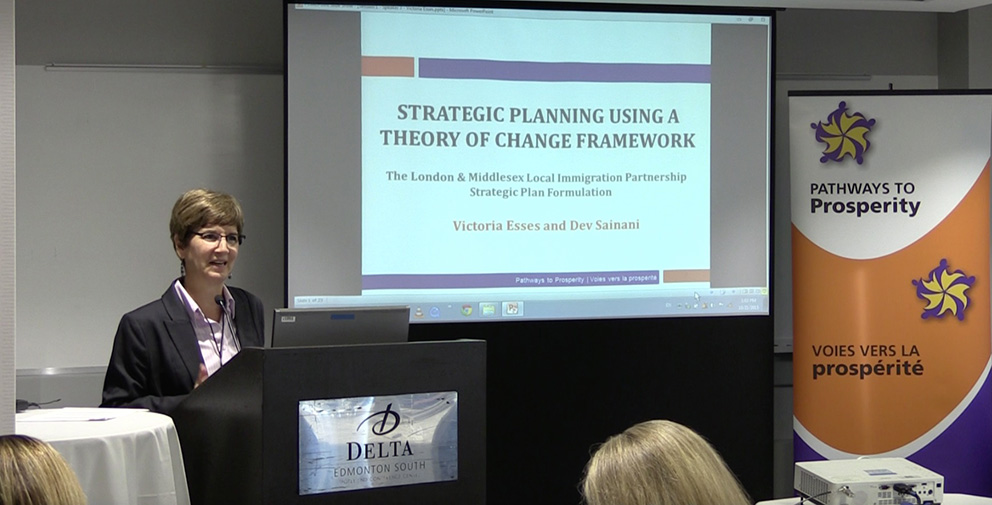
[286,3,772,322]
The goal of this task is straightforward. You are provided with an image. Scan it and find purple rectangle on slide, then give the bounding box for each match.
[419,58,710,83]
[363,271,660,289]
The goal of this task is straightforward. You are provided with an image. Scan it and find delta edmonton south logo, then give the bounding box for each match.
[810,101,876,164]
[347,403,413,461]
[913,259,975,321]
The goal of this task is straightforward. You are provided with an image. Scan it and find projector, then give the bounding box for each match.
[794,458,943,505]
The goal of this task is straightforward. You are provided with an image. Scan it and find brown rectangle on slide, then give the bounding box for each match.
[663,269,711,282]
[362,56,415,77]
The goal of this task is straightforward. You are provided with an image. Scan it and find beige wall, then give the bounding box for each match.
[969,4,992,87]
[1,0,15,434]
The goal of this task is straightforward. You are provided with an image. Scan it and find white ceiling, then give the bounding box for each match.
[624,0,992,12]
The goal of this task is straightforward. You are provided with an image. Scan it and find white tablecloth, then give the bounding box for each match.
[16,408,190,505]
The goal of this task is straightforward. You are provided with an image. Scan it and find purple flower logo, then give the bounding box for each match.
[913,259,975,321]
[810,101,876,164]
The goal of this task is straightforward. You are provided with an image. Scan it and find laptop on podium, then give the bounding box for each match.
[269,306,410,348]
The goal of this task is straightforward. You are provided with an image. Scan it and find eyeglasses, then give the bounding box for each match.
[192,231,245,248]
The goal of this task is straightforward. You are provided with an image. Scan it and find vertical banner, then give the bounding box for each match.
[791,92,992,494]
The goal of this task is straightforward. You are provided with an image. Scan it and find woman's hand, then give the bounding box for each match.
[194,363,209,388]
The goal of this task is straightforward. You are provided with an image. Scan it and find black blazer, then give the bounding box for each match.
[100,283,265,414]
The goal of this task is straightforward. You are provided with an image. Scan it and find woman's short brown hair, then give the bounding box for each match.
[0,434,87,505]
[169,188,244,247]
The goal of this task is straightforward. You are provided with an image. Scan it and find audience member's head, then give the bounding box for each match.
[581,419,750,505]
[0,434,87,505]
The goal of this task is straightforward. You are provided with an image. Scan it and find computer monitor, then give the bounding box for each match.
[270,306,410,348]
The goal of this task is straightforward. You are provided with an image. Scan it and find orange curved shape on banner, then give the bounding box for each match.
[793,163,991,454]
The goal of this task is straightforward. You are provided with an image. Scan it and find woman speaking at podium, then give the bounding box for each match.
[101,188,265,414]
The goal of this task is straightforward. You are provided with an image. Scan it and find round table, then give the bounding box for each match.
[16,407,190,505]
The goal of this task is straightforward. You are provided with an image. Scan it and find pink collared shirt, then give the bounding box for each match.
[172,279,239,377]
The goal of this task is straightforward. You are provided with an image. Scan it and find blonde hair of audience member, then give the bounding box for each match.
[0,435,87,505]
[582,420,750,505]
